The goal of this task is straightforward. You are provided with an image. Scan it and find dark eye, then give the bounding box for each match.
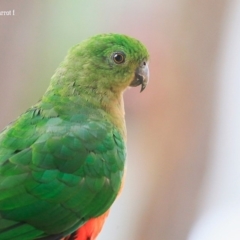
[112,52,125,64]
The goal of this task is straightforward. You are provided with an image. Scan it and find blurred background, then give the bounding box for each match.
[0,0,239,239]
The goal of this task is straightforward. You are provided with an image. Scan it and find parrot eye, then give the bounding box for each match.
[112,52,125,64]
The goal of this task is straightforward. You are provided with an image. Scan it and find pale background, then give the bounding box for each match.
[0,1,239,240]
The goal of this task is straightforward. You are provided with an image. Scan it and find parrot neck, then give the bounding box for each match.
[42,83,127,139]
[103,92,127,139]
[81,88,127,138]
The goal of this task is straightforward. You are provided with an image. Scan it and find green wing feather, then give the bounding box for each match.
[0,99,126,240]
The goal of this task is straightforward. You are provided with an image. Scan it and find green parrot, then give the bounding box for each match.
[0,33,149,240]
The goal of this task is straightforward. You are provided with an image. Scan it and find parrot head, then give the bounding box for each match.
[53,33,150,95]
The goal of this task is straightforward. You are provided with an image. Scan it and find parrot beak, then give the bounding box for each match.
[130,61,149,92]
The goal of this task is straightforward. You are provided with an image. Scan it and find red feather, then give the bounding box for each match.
[63,210,110,240]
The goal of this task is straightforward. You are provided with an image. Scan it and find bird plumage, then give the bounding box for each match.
[0,33,149,239]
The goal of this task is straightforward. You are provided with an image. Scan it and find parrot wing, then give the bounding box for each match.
[0,107,126,240]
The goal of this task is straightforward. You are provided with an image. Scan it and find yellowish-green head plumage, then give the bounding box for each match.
[47,33,150,96]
